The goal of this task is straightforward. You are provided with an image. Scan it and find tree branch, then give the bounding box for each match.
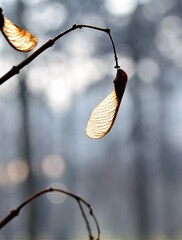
[0,23,121,239]
[0,187,100,240]
[0,23,120,85]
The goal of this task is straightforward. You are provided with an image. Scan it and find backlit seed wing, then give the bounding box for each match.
[86,68,128,139]
[86,90,120,139]
[1,17,37,52]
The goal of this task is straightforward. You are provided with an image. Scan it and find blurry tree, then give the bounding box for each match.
[1,0,182,240]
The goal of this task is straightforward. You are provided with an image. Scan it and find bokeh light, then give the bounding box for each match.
[41,154,65,179]
[6,158,29,184]
[104,0,138,16]
[142,0,165,22]
[137,57,160,83]
[155,15,182,61]
[1,0,182,239]
[24,2,68,33]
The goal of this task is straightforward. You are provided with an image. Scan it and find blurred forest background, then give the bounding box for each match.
[0,0,182,239]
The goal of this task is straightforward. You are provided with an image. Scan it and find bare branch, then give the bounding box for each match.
[0,23,122,238]
[77,199,94,240]
[0,187,100,240]
[0,23,120,85]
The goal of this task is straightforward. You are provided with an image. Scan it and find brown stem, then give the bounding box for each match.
[0,23,120,85]
[0,187,100,240]
[77,199,94,240]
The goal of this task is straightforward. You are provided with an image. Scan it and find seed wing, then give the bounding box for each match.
[2,17,37,52]
[86,90,120,139]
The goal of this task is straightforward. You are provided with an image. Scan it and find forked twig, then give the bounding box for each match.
[0,187,100,240]
[77,199,94,240]
[0,23,120,85]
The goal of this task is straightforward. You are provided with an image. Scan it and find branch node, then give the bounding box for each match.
[48,187,54,192]
[47,38,55,47]
[11,209,19,217]
[72,23,78,29]
[12,66,19,75]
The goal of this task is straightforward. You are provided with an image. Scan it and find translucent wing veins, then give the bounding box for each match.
[86,69,127,139]
[1,16,37,52]
[0,7,37,52]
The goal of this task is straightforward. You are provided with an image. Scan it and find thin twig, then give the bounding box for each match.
[0,187,100,240]
[0,23,120,85]
[77,199,94,240]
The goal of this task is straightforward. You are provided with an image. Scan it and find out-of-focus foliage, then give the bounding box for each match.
[0,0,182,239]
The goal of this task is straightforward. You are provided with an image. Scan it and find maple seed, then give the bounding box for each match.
[86,69,128,139]
[0,7,37,52]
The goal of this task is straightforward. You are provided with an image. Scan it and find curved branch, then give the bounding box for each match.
[0,187,100,240]
[0,23,120,85]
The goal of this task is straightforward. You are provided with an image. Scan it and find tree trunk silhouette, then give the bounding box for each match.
[16,1,37,238]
